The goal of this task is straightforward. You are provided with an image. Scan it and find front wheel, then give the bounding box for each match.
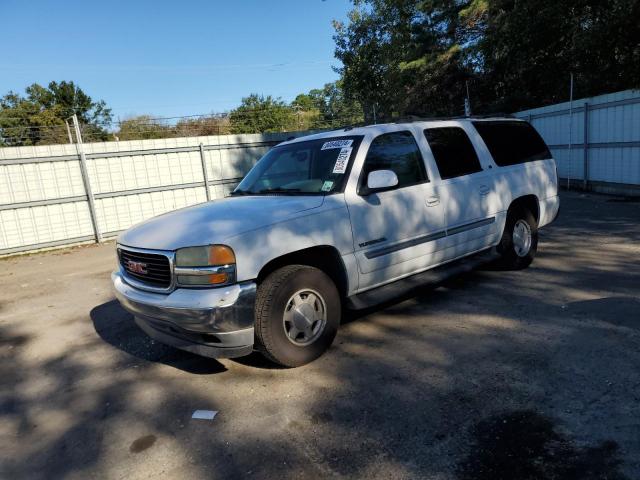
[254,265,341,367]
[497,208,538,269]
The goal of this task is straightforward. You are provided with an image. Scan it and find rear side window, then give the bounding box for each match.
[361,131,428,190]
[472,121,552,166]
[424,127,482,180]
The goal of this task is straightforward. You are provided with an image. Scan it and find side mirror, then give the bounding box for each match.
[366,169,398,193]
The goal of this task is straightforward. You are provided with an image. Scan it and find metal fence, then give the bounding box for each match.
[0,132,297,255]
[515,89,640,196]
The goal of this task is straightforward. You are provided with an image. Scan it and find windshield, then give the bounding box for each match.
[233,136,363,195]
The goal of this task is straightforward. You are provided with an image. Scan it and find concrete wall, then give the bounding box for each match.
[0,132,295,255]
[515,90,640,195]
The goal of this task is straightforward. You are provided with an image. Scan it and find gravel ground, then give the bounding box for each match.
[1,190,639,480]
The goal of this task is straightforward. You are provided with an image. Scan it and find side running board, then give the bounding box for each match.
[345,248,500,310]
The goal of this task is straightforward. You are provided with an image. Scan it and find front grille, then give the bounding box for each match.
[119,248,172,288]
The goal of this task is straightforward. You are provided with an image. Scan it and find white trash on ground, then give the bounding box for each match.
[192,410,218,420]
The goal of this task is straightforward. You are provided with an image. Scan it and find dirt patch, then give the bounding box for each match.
[0,326,31,351]
[129,435,157,454]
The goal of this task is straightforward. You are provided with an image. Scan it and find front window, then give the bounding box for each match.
[359,131,428,193]
[233,136,363,195]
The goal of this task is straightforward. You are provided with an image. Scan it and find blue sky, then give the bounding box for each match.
[0,0,353,120]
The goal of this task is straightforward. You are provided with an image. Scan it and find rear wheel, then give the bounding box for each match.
[254,265,340,367]
[497,207,538,269]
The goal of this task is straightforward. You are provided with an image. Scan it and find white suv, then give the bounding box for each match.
[112,118,559,367]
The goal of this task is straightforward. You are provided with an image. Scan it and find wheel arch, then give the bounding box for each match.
[508,194,540,223]
[257,246,349,298]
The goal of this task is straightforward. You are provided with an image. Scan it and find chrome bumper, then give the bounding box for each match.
[112,271,256,358]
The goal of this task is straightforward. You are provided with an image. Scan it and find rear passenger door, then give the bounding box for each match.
[423,125,500,259]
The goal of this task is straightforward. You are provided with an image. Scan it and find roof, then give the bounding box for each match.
[279,115,522,146]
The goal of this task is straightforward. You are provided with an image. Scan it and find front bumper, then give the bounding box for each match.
[112,271,256,358]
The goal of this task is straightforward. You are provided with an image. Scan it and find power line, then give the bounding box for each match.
[0,60,333,72]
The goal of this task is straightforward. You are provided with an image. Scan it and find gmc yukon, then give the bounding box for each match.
[112,118,559,367]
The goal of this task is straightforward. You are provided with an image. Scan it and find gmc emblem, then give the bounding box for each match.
[126,260,148,275]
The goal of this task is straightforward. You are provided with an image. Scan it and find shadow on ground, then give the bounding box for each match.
[459,410,625,480]
[90,300,227,375]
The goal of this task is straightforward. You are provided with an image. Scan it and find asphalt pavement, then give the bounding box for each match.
[1,190,639,479]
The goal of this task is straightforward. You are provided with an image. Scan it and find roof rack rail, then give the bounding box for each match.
[335,113,518,132]
[393,113,517,123]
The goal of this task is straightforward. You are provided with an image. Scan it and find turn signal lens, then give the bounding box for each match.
[208,272,229,284]
[209,245,236,266]
[177,272,230,286]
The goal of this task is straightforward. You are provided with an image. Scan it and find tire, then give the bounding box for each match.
[497,207,538,270]
[254,265,341,367]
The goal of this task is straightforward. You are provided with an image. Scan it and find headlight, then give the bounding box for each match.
[174,245,236,286]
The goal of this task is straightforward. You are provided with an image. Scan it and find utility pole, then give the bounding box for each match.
[71,114,102,242]
[464,81,472,117]
[71,114,83,145]
[65,120,74,144]
[293,104,302,130]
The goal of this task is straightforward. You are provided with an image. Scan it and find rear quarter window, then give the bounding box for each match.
[472,121,552,167]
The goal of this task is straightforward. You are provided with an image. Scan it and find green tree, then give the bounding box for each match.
[292,82,364,129]
[229,94,296,134]
[466,0,640,111]
[293,89,325,112]
[334,0,640,116]
[316,81,365,127]
[0,81,112,146]
[333,2,413,120]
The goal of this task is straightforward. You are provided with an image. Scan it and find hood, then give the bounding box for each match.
[117,195,324,251]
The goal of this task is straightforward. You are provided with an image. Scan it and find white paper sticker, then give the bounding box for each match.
[321,139,353,150]
[332,147,352,173]
[321,180,334,192]
[192,410,218,420]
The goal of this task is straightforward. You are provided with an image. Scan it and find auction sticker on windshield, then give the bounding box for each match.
[332,147,352,173]
[321,139,353,150]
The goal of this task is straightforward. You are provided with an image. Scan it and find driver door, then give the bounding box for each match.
[345,130,447,290]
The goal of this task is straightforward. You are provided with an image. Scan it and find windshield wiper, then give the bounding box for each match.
[256,187,302,194]
[230,189,252,196]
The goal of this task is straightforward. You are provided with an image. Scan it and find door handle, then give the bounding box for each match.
[479,185,490,196]
[426,196,440,207]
